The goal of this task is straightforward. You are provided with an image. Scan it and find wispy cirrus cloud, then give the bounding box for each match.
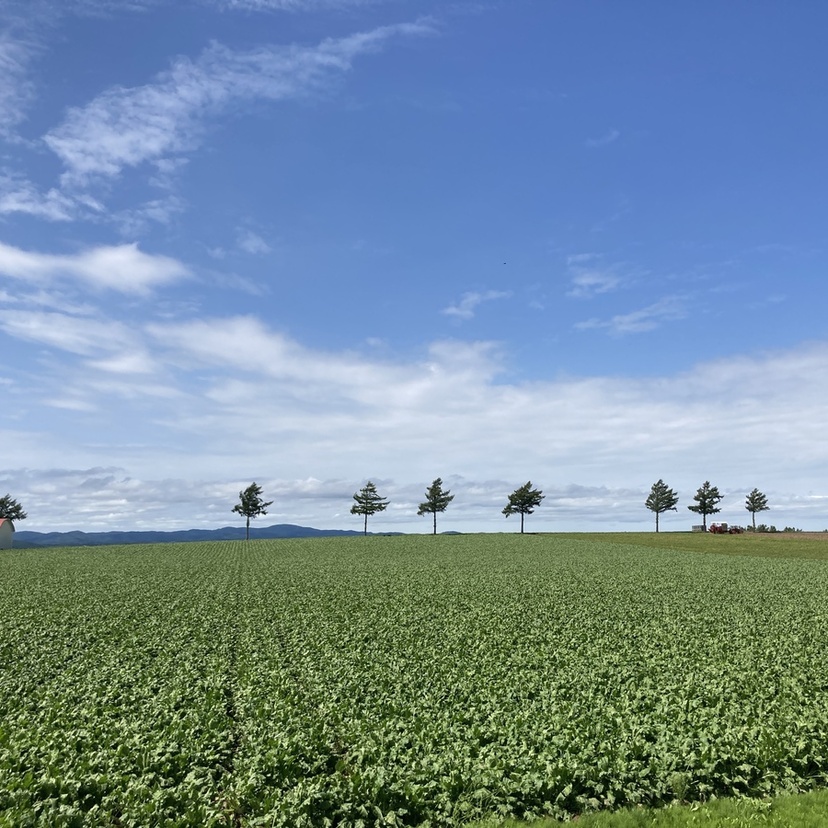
[236,228,272,255]
[586,128,619,148]
[0,0,407,141]
[0,241,189,295]
[0,309,137,356]
[565,253,623,298]
[0,173,78,220]
[112,195,187,236]
[43,22,433,190]
[148,315,502,397]
[0,1,161,138]
[566,252,599,264]
[0,31,36,136]
[442,289,511,320]
[567,269,620,298]
[576,296,687,335]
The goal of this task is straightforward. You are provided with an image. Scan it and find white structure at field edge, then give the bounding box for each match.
[0,519,14,549]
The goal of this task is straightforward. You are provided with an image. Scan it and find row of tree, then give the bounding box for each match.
[0,482,771,538]
[233,479,546,537]
[645,480,769,532]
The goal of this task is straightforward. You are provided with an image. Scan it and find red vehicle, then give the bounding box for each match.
[709,523,744,534]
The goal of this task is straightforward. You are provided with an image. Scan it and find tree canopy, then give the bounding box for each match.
[644,479,679,532]
[232,482,273,541]
[0,494,27,523]
[417,478,454,535]
[687,481,723,530]
[350,481,389,535]
[745,488,769,530]
[502,481,544,534]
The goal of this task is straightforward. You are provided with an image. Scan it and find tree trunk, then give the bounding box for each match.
[655,512,659,532]
[752,512,756,530]
[520,513,525,533]
[703,514,707,531]
[433,512,437,535]
[363,513,368,535]
[245,515,250,541]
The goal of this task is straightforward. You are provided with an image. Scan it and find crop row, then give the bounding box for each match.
[1,537,827,825]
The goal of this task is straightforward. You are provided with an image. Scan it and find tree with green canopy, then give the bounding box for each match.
[502,481,544,533]
[687,481,723,531]
[645,479,679,532]
[745,488,769,530]
[232,482,273,541]
[351,481,389,535]
[0,494,27,523]
[417,478,454,535]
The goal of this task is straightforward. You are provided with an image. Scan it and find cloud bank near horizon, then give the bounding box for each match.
[4,292,828,532]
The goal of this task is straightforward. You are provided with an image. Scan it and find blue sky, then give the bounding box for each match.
[2,0,828,533]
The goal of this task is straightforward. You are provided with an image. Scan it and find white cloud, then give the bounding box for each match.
[113,195,186,235]
[86,351,157,374]
[0,241,189,295]
[45,396,100,412]
[209,269,268,296]
[564,254,628,299]
[236,228,271,254]
[0,1,162,140]
[43,22,434,189]
[138,316,828,508]
[0,174,78,220]
[14,289,97,315]
[0,310,136,356]
[0,13,433,224]
[442,290,511,320]
[576,296,687,335]
[566,269,620,298]
[148,316,502,407]
[586,128,619,148]
[5,303,828,532]
[0,30,36,135]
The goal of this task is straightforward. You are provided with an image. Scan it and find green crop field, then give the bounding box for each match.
[1,534,827,826]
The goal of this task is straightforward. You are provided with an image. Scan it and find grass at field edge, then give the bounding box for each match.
[471,787,828,826]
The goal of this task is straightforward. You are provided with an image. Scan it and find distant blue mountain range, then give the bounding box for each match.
[12,524,397,548]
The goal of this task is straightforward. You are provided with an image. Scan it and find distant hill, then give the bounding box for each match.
[12,524,401,548]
